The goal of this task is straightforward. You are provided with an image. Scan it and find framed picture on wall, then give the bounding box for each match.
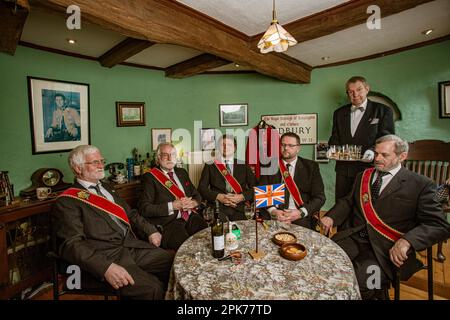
[439,80,450,118]
[200,128,216,151]
[116,101,145,126]
[219,104,248,126]
[151,128,172,150]
[314,141,330,163]
[27,76,90,154]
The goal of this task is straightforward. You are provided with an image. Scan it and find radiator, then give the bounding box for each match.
[187,151,212,187]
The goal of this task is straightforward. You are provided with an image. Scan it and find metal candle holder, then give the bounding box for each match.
[248,202,265,260]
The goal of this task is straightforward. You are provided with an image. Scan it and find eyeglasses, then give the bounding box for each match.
[160,153,177,159]
[84,159,106,166]
[281,143,299,149]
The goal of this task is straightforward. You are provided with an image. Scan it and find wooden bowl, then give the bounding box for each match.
[279,243,307,261]
[272,232,297,246]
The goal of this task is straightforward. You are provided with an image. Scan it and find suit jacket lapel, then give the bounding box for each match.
[232,159,242,181]
[377,167,406,201]
[342,106,353,140]
[293,157,303,189]
[174,168,190,197]
[353,100,374,139]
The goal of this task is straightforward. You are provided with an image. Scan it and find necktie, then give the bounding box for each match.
[371,171,388,200]
[89,184,127,235]
[89,183,106,198]
[167,172,190,221]
[351,106,364,112]
[225,162,233,193]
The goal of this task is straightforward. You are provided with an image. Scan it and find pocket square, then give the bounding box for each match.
[370,118,379,124]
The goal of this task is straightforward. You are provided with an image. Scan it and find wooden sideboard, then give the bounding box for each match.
[0,179,141,299]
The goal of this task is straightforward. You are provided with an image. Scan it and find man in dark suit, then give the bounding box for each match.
[198,134,256,221]
[259,132,326,229]
[329,76,395,201]
[52,145,173,300]
[321,135,450,300]
[138,142,207,250]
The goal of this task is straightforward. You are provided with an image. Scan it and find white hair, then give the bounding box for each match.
[375,134,409,155]
[68,145,100,173]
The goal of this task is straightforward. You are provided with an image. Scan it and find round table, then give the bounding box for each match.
[166,220,361,300]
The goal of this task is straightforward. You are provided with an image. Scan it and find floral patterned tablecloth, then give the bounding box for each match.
[166,220,361,300]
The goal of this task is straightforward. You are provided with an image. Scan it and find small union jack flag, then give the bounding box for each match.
[254,183,285,209]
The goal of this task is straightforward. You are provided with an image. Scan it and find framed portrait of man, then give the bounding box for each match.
[27,76,90,154]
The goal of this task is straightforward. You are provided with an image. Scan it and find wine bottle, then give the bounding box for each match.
[144,152,151,169]
[211,200,224,258]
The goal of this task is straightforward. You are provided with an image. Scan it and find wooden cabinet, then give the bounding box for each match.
[0,180,141,299]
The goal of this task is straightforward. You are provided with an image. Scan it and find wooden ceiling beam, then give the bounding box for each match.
[250,0,435,47]
[165,54,230,78]
[33,0,310,83]
[0,0,30,55]
[98,37,155,68]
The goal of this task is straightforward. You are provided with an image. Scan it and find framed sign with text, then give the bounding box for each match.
[261,113,318,144]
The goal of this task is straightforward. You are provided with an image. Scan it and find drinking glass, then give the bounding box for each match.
[203,207,214,226]
[244,203,254,220]
[270,208,280,230]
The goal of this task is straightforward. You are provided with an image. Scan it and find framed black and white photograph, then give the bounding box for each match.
[438,80,450,118]
[151,128,171,150]
[219,103,248,127]
[314,141,329,163]
[200,128,216,151]
[27,76,90,154]
[116,101,145,126]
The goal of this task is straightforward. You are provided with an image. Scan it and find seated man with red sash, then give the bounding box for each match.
[138,142,207,250]
[52,145,173,300]
[321,135,450,300]
[198,134,256,221]
[259,132,326,229]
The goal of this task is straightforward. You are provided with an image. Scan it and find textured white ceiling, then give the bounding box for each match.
[20,0,450,71]
[177,0,351,35]
[289,0,450,66]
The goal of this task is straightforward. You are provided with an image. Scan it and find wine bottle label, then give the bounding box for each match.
[213,236,224,250]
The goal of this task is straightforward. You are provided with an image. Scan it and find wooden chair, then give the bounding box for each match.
[394,139,450,300]
[48,222,120,300]
[47,251,121,300]
[403,139,450,262]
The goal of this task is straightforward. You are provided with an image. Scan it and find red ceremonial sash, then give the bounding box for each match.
[278,159,304,207]
[149,168,186,199]
[360,168,404,242]
[245,125,280,179]
[59,188,130,226]
[213,159,243,194]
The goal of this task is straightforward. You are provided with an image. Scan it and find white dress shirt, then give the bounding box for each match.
[373,164,402,194]
[350,98,368,137]
[221,157,234,193]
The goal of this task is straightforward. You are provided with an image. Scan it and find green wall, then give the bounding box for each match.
[1,41,449,211]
